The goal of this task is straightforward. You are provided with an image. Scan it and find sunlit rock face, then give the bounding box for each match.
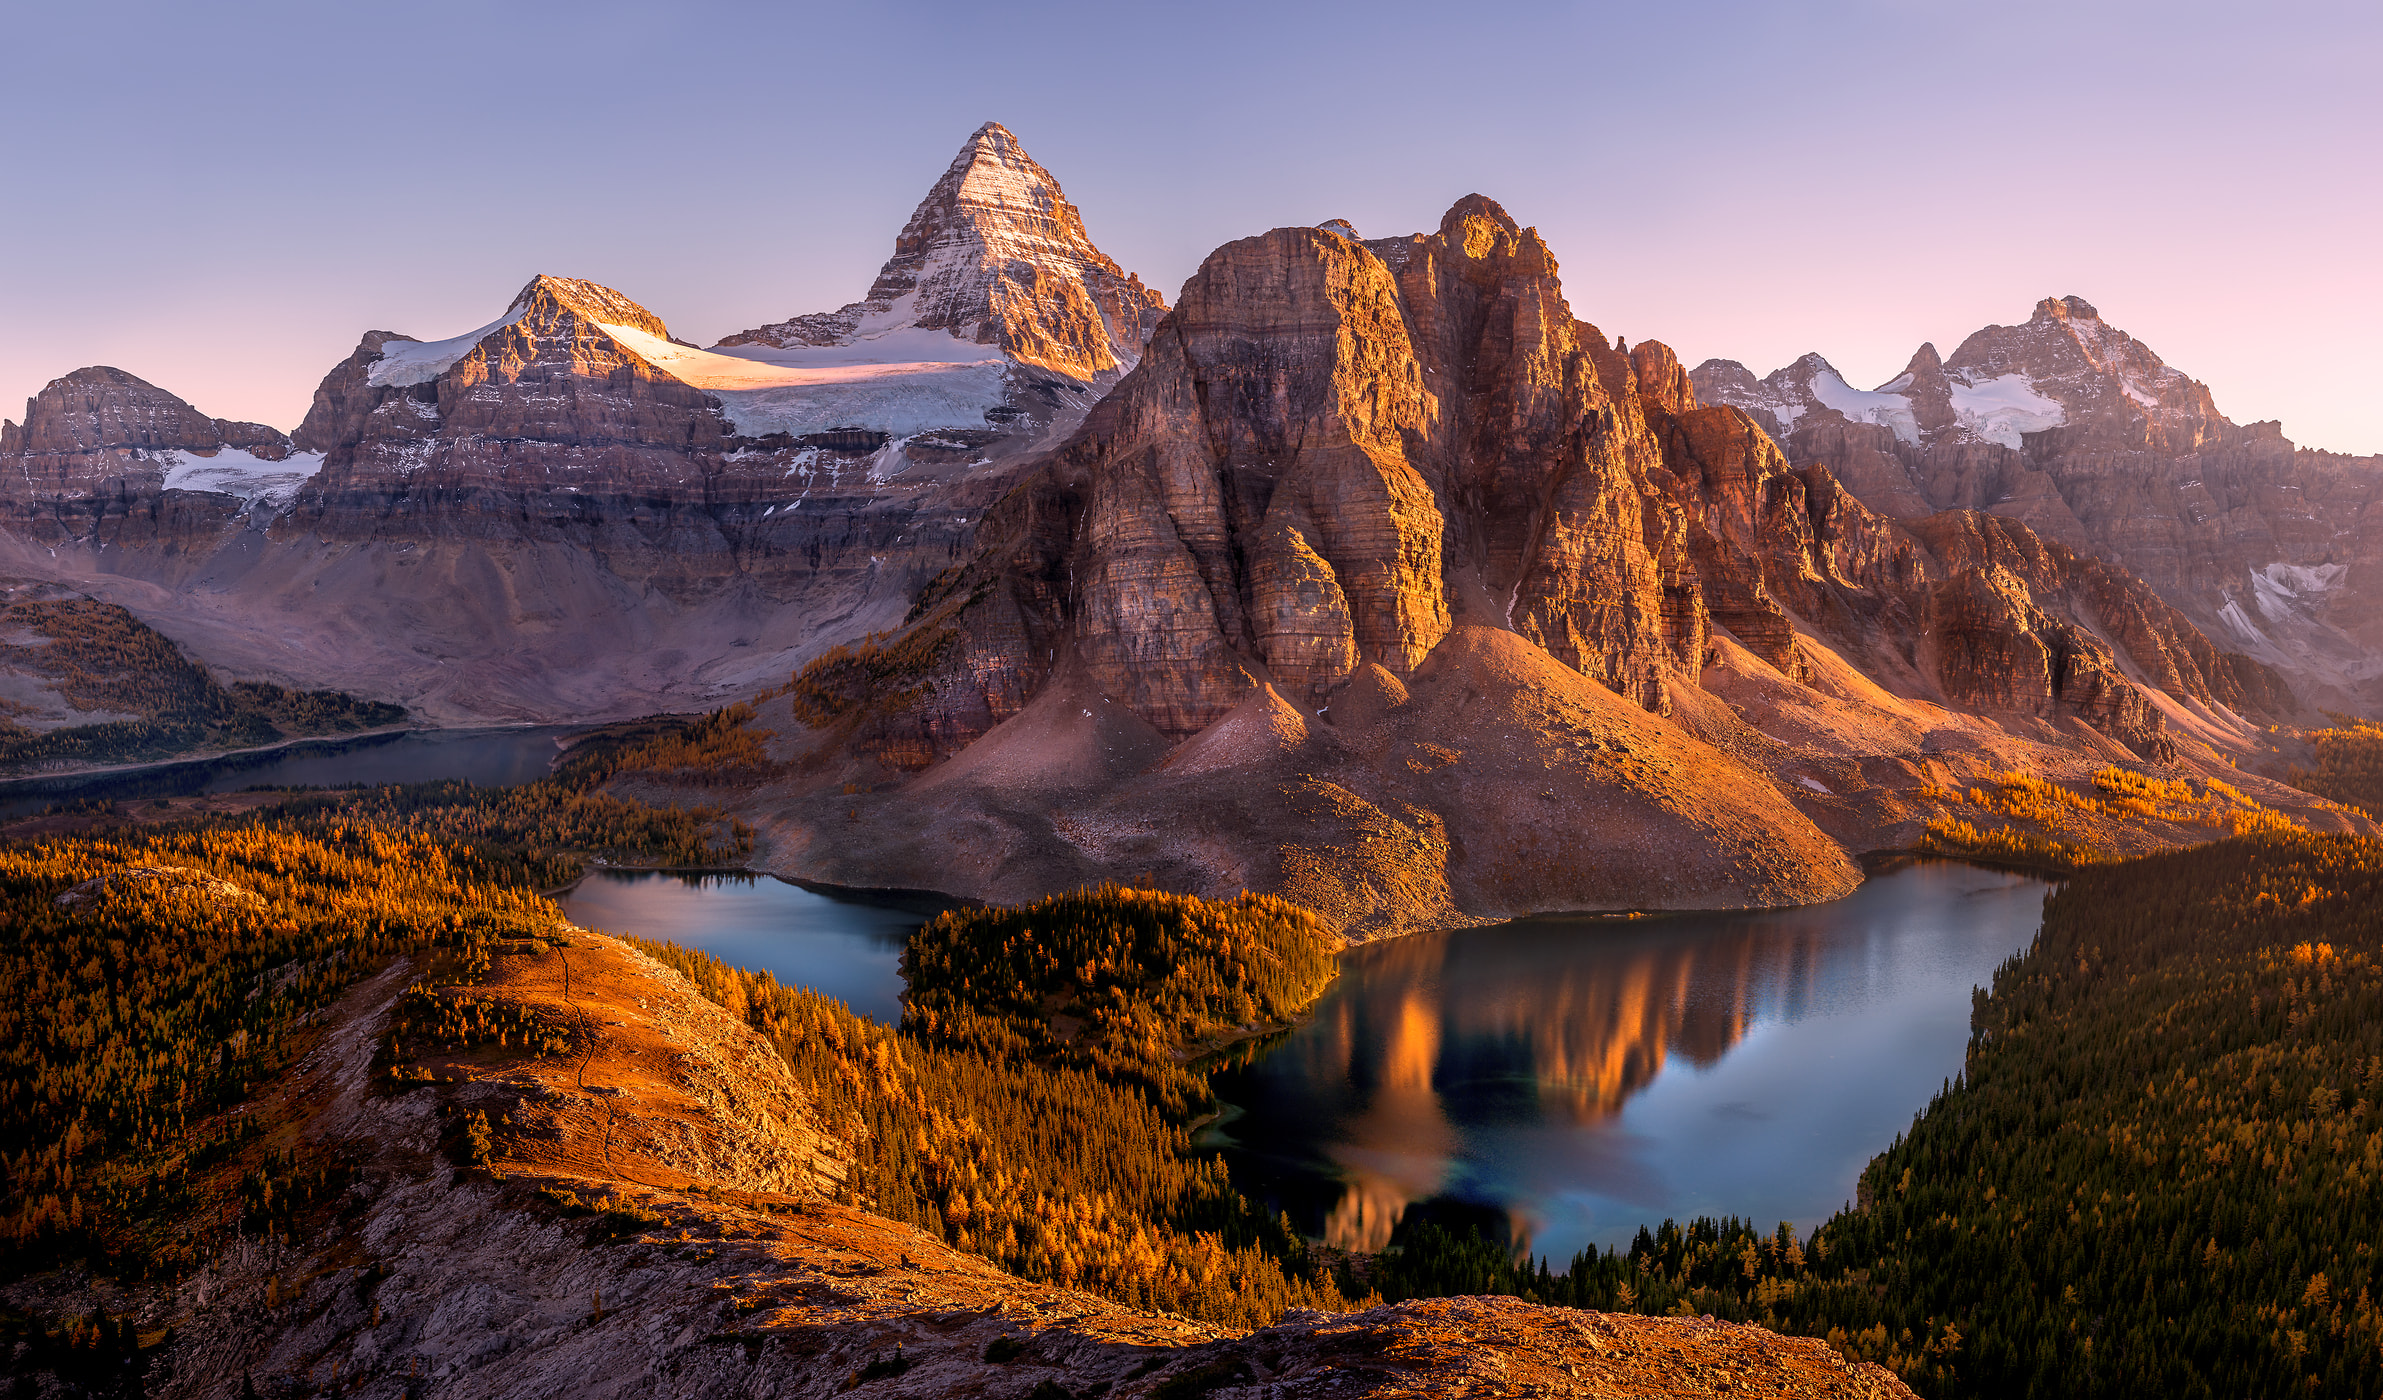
[723,197,2365,941]
[1696,297,2383,715]
[849,199,2271,767]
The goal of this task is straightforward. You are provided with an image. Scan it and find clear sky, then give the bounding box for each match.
[4,0,2378,452]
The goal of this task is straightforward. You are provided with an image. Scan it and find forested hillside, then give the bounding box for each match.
[0,771,750,1280]
[637,883,1349,1328]
[0,599,403,770]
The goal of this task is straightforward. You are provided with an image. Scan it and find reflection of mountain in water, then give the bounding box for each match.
[1220,869,2047,1260]
[1289,916,1834,1251]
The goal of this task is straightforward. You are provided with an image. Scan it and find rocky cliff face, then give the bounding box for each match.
[0,367,315,540]
[738,198,2325,932]
[0,125,1164,722]
[1693,298,2383,713]
[885,208,2267,765]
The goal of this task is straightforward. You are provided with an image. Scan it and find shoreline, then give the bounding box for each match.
[0,721,434,786]
[0,719,602,793]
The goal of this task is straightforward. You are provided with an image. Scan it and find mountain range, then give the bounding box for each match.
[0,123,1150,722]
[1,123,2374,926]
[1692,298,2383,713]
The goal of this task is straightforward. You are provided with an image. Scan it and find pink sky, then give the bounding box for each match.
[4,1,2378,454]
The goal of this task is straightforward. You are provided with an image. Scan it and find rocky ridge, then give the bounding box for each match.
[49,919,1915,1400]
[0,366,319,536]
[734,200,2341,935]
[1693,297,2383,712]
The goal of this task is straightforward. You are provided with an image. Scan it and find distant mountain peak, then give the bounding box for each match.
[2,365,287,458]
[716,122,1165,383]
[1693,297,2226,454]
[2032,294,2100,323]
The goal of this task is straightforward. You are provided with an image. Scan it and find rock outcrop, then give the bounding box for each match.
[734,199,2322,931]
[1694,297,2383,713]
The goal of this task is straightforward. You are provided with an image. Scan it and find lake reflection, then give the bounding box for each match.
[1212,863,2046,1260]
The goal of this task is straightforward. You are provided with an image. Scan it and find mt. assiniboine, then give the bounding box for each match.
[0,123,1153,721]
[0,121,2374,925]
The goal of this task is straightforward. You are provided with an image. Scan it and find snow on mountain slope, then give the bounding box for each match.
[716,123,1165,385]
[1942,371,2065,448]
[158,446,325,507]
[1694,296,2215,456]
[1809,363,1920,444]
[601,321,1013,438]
[365,310,526,388]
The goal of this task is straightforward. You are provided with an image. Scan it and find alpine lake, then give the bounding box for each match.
[26,729,2048,1263]
[555,860,2047,1264]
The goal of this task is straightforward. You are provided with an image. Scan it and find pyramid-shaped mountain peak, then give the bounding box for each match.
[715,122,1165,383]
[509,274,672,341]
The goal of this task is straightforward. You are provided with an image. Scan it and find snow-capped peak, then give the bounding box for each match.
[1692,296,2234,454]
[715,122,1166,384]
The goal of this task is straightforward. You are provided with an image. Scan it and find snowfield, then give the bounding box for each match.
[157,447,326,508]
[366,311,526,388]
[1809,366,1921,445]
[1946,371,2066,449]
[598,321,1012,438]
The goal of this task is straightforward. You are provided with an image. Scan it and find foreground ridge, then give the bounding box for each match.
[83,917,1912,1398]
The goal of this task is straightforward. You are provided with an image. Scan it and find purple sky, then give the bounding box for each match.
[4,0,2378,453]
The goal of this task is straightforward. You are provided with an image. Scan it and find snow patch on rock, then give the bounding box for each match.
[599,322,1012,437]
[1809,367,1920,445]
[1946,371,2065,449]
[366,310,527,388]
[157,447,326,508]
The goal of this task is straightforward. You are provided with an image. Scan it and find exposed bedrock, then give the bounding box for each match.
[749,197,2319,926]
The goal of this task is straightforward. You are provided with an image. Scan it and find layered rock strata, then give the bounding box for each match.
[745,199,2324,930]
[844,204,2268,764]
[0,367,312,539]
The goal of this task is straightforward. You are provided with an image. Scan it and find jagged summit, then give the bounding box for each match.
[716,122,1165,382]
[1690,296,2222,453]
[1942,293,2220,433]
[1687,294,2383,714]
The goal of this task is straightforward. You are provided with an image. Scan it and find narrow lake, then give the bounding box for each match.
[1208,862,2047,1262]
[0,725,586,817]
[550,871,954,1024]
